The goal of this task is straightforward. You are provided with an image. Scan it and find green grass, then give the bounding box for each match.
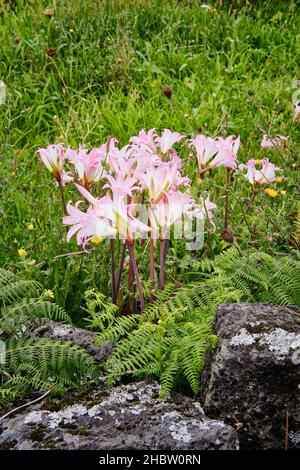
[0,0,299,321]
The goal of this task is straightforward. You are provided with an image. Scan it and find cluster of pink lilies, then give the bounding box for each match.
[38,128,284,311]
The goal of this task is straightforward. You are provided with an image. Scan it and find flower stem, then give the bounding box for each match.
[128,242,144,313]
[115,241,126,296]
[159,238,165,290]
[150,236,155,303]
[109,239,116,304]
[224,168,231,229]
[58,180,67,215]
[127,258,134,290]
[163,238,169,262]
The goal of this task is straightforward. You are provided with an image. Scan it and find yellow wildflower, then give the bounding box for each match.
[28,223,34,231]
[280,190,286,195]
[18,248,27,257]
[91,236,103,244]
[276,176,283,183]
[44,289,54,299]
[69,28,74,33]
[255,159,261,165]
[264,188,278,198]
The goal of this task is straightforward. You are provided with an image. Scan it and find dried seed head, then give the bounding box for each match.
[46,47,57,58]
[162,86,172,99]
[221,228,234,244]
[13,36,21,44]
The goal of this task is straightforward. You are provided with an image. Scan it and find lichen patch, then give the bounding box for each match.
[230,327,300,356]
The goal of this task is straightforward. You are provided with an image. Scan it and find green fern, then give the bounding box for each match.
[0,300,70,336]
[213,247,300,306]
[88,281,241,398]
[87,249,300,398]
[0,269,98,406]
[0,339,98,403]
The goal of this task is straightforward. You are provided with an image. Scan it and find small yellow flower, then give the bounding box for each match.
[280,190,286,195]
[28,223,34,231]
[255,159,261,165]
[196,177,203,185]
[44,289,54,299]
[264,188,278,198]
[91,236,103,244]
[69,28,74,33]
[18,248,27,257]
[12,171,16,176]
[276,176,283,183]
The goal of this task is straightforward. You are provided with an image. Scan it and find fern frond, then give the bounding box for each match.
[0,269,98,406]
[0,280,40,305]
[0,300,71,336]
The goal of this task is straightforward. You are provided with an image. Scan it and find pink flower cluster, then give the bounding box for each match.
[38,128,288,310]
[38,129,217,246]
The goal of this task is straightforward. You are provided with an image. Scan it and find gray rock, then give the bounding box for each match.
[201,303,300,450]
[30,319,112,364]
[0,381,238,450]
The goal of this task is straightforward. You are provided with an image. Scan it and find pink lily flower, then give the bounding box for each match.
[260,134,289,148]
[189,135,239,172]
[63,201,116,246]
[189,135,218,169]
[130,128,157,154]
[155,129,185,154]
[109,150,137,178]
[239,158,281,185]
[259,158,281,185]
[137,162,180,203]
[104,191,151,242]
[214,135,240,169]
[149,192,188,239]
[72,185,151,243]
[66,146,105,186]
[103,173,139,197]
[132,147,162,174]
[37,144,65,182]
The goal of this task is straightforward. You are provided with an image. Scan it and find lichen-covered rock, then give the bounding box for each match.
[0,382,238,450]
[30,319,112,364]
[201,303,300,450]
